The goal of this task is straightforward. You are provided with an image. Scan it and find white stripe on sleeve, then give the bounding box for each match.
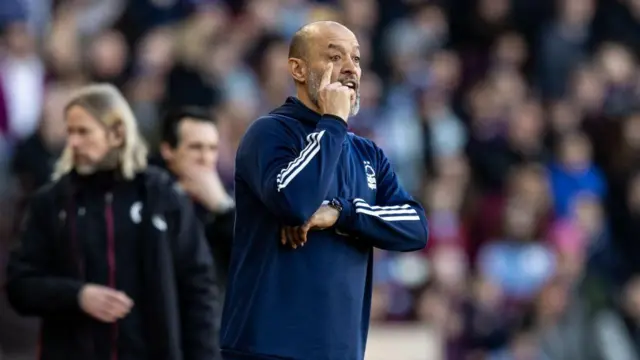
[276,131,325,191]
[353,198,421,221]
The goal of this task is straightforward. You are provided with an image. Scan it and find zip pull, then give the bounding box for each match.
[105,192,113,203]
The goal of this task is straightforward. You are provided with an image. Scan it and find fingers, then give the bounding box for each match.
[281,226,309,249]
[282,227,295,248]
[96,308,126,323]
[283,227,295,248]
[286,226,303,249]
[106,291,134,309]
[300,223,310,244]
[295,226,307,247]
[182,168,200,182]
[81,285,135,323]
[323,81,350,92]
[181,165,208,182]
[280,208,327,249]
[324,82,352,103]
[98,304,128,323]
[94,310,116,323]
[99,290,133,323]
[319,62,333,89]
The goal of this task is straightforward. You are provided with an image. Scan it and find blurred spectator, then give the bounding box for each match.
[0,19,45,140]
[477,196,556,303]
[12,84,69,193]
[537,0,595,99]
[548,131,606,218]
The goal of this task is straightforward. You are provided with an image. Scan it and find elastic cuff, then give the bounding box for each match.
[335,197,354,230]
[318,115,348,130]
[61,280,85,312]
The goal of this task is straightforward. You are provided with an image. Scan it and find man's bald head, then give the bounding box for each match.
[288,25,312,60]
[288,21,355,60]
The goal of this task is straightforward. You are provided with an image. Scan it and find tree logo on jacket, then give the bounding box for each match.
[363,161,377,190]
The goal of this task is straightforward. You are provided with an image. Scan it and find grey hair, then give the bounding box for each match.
[52,83,148,181]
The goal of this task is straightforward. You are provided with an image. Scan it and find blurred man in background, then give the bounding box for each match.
[158,107,234,286]
[220,21,428,360]
[5,84,219,360]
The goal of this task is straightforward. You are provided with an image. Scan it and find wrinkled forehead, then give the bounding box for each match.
[308,27,360,56]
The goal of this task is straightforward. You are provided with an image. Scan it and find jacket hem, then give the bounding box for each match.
[221,348,296,360]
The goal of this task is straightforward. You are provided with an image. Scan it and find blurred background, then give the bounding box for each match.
[2,0,640,359]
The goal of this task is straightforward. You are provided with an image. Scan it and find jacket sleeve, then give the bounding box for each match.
[203,207,234,286]
[5,191,85,316]
[334,146,429,252]
[237,115,348,226]
[173,191,222,360]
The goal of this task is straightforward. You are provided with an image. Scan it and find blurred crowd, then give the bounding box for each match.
[3,0,640,359]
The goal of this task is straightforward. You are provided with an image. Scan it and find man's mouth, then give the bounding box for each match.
[341,80,358,91]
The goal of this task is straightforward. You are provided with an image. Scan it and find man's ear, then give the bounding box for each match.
[159,142,174,162]
[288,58,306,83]
[109,122,125,147]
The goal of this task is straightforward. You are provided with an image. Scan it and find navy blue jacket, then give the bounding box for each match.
[220,97,429,360]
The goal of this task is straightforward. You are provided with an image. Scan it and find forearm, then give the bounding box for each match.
[335,198,429,251]
[7,195,85,316]
[204,210,234,284]
[253,116,348,225]
[6,275,84,316]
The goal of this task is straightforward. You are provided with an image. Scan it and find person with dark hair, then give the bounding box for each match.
[158,106,235,287]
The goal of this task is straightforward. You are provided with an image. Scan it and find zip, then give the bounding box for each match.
[68,201,85,278]
[68,198,95,356]
[104,192,118,360]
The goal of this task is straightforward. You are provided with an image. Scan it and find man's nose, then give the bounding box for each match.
[201,150,215,166]
[67,134,81,148]
[341,58,357,75]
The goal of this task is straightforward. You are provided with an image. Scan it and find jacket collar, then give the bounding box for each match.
[269,96,322,125]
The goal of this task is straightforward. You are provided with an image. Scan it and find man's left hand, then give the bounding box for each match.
[281,205,340,249]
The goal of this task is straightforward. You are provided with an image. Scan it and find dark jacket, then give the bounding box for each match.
[5,166,220,360]
[148,154,235,287]
[221,97,429,360]
[196,203,234,288]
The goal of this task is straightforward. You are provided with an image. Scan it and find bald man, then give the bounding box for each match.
[220,22,429,360]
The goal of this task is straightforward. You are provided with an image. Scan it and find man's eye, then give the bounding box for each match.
[331,55,341,61]
[354,56,361,63]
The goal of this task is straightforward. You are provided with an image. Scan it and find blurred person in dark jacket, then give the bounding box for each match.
[5,84,220,360]
[157,106,235,287]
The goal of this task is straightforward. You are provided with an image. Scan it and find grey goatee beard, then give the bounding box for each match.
[307,70,360,117]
